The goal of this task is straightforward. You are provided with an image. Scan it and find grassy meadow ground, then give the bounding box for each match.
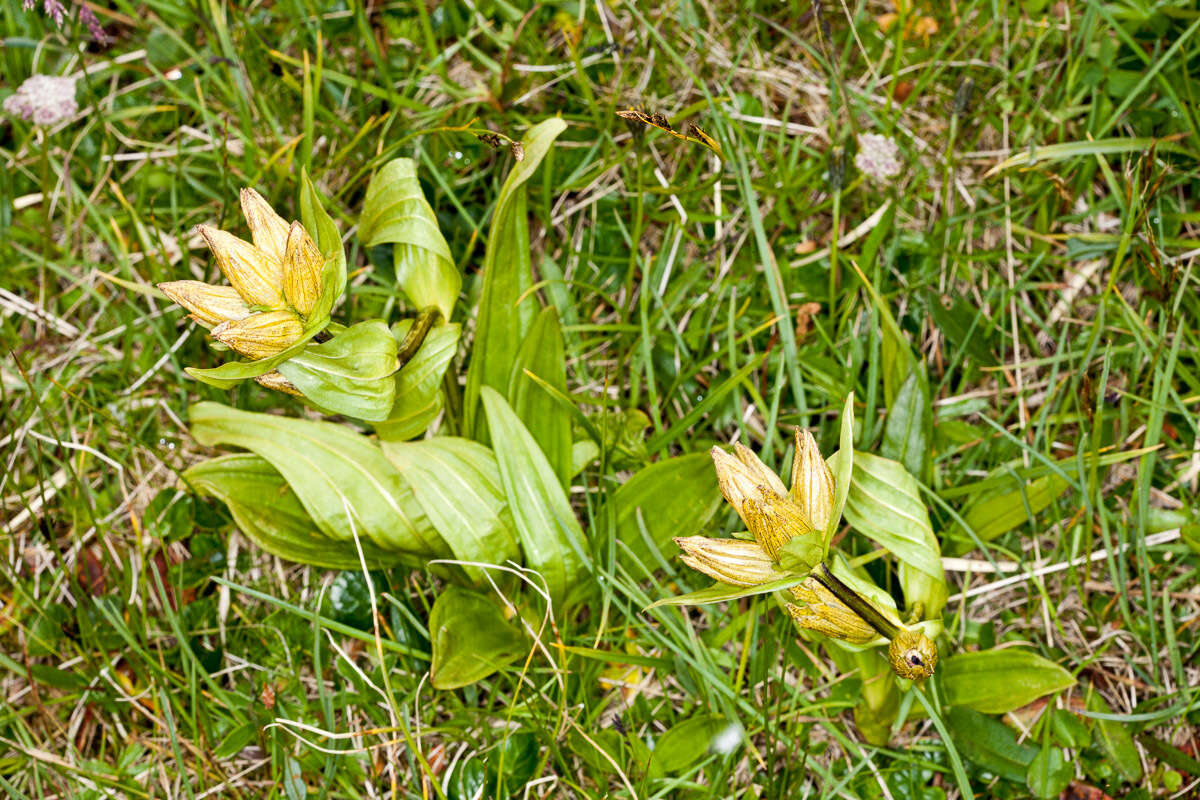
[3,0,1200,798]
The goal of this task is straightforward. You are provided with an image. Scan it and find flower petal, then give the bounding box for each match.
[786,578,878,644]
[674,536,780,587]
[211,310,302,359]
[732,442,788,498]
[789,428,833,532]
[157,280,251,328]
[240,187,291,266]
[282,220,323,317]
[740,486,813,560]
[197,224,283,307]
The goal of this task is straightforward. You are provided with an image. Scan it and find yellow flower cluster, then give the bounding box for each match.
[676,429,937,680]
[158,189,325,391]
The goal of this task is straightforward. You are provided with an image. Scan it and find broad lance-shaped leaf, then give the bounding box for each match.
[881,368,932,482]
[464,118,568,439]
[382,437,522,583]
[358,159,460,319]
[430,587,525,690]
[375,321,460,441]
[842,450,943,582]
[823,392,856,550]
[647,574,807,609]
[597,451,721,576]
[653,716,736,773]
[941,649,1075,713]
[1086,684,1143,782]
[946,707,1038,783]
[509,306,571,487]
[299,167,347,320]
[480,386,586,608]
[278,320,399,422]
[183,454,405,569]
[188,402,448,557]
[947,473,1071,555]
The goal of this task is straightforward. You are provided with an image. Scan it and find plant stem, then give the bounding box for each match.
[813,562,902,641]
[397,307,440,364]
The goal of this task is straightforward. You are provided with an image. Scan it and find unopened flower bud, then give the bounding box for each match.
[282,220,323,317]
[240,188,292,266]
[157,280,251,328]
[211,311,302,359]
[828,146,846,190]
[674,536,781,587]
[255,370,303,396]
[888,628,937,680]
[790,429,834,533]
[786,578,878,644]
[198,224,284,308]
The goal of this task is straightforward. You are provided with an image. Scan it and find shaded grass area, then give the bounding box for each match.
[3,1,1199,798]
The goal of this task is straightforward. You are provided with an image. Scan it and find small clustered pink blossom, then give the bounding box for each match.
[3,74,79,126]
[79,4,107,43]
[24,0,66,26]
[854,133,902,182]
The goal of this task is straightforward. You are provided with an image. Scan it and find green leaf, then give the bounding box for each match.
[1086,685,1143,782]
[949,473,1072,554]
[358,158,460,319]
[464,118,568,438]
[325,570,379,630]
[928,293,998,367]
[183,454,403,569]
[942,649,1075,713]
[843,451,944,581]
[429,586,525,689]
[283,757,306,800]
[647,574,807,608]
[945,706,1038,783]
[849,264,914,407]
[445,757,486,800]
[824,392,856,549]
[653,715,737,772]
[566,728,624,777]
[480,386,586,608]
[214,721,259,759]
[188,402,447,558]
[600,453,721,575]
[510,306,572,487]
[881,368,932,482]
[375,322,460,441]
[1026,747,1071,799]
[299,167,347,320]
[984,136,1187,176]
[277,320,399,421]
[382,437,522,584]
[486,730,540,796]
[1049,708,1091,749]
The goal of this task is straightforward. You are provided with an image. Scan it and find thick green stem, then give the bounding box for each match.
[396,307,440,364]
[813,562,902,641]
